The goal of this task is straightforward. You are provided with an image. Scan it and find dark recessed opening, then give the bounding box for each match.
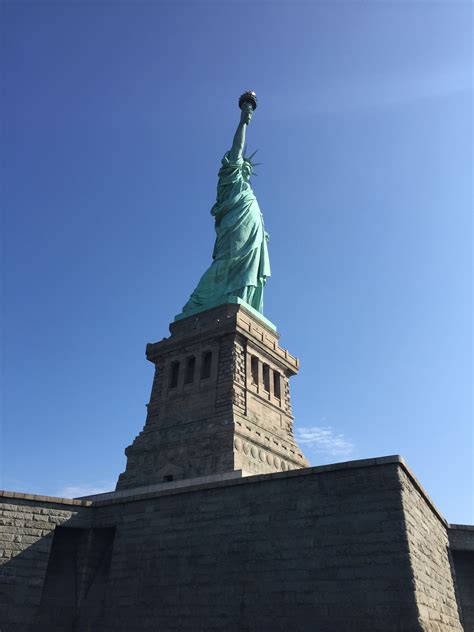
[184,356,196,384]
[169,361,180,389]
[200,351,212,380]
[163,475,173,482]
[251,356,259,385]
[273,370,281,398]
[263,364,270,392]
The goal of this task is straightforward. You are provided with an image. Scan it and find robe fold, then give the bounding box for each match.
[182,152,271,315]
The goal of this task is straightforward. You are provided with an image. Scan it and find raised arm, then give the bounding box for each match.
[229,102,253,162]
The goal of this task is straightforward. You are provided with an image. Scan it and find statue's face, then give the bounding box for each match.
[242,162,252,181]
[241,101,253,124]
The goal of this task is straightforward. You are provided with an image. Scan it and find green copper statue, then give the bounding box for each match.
[180,91,271,318]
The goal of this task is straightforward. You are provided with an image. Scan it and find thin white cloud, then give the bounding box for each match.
[295,426,354,458]
[54,481,113,499]
[266,63,471,120]
[316,66,471,113]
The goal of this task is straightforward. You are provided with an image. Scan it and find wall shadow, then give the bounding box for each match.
[0,508,114,632]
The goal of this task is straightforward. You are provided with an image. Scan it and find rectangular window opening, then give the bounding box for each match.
[273,371,281,399]
[251,356,259,385]
[200,351,212,380]
[184,356,196,384]
[263,364,270,392]
[169,361,180,389]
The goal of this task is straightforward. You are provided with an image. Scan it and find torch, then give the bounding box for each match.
[239,91,258,111]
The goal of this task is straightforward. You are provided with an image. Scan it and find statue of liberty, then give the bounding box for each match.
[180,92,271,318]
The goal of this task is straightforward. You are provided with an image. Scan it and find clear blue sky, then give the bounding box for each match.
[2,1,472,524]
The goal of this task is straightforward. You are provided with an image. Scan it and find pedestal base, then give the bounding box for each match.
[116,303,308,491]
[174,296,277,331]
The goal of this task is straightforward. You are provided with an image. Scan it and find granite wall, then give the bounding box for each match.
[399,468,464,631]
[449,524,474,632]
[0,458,469,632]
[92,457,464,632]
[0,492,91,632]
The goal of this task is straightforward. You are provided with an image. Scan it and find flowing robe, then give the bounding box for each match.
[182,152,271,316]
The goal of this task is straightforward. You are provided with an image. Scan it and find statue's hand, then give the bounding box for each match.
[240,103,253,125]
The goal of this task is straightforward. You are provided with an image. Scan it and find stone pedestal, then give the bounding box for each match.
[116,303,309,490]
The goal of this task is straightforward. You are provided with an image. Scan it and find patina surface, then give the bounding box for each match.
[180,92,270,318]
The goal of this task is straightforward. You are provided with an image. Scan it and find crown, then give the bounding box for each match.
[243,148,261,175]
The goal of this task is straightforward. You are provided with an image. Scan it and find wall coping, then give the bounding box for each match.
[1,456,468,533]
[0,489,92,507]
[449,523,474,532]
[79,470,250,502]
[90,455,454,529]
